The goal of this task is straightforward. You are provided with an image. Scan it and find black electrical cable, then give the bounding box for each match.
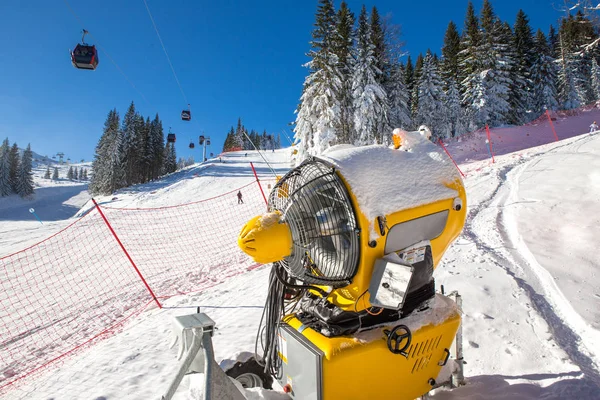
[255,265,286,379]
[273,263,329,297]
[255,262,333,380]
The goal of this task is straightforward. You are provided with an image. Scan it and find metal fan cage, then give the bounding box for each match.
[268,159,360,287]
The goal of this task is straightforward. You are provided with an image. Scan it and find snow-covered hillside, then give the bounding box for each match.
[2,124,600,399]
[0,158,91,256]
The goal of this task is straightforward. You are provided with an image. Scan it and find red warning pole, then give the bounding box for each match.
[92,198,162,309]
[250,162,269,208]
[485,125,496,163]
[546,110,559,142]
[438,139,466,178]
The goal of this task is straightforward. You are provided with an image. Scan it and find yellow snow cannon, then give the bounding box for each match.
[237,132,466,399]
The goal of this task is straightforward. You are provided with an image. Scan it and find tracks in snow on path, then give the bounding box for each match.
[463,133,600,388]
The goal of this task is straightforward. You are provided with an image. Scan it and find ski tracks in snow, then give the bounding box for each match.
[465,134,600,389]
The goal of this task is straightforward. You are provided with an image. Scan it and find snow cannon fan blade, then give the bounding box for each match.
[239,159,360,287]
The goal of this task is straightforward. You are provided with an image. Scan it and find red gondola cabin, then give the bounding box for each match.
[71,44,99,70]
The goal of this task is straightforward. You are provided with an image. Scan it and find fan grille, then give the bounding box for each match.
[268,159,360,287]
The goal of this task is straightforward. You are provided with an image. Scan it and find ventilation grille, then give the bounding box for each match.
[407,334,443,374]
[268,160,360,287]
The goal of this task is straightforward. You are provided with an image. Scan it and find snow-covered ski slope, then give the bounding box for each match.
[3,117,600,399]
[0,159,91,257]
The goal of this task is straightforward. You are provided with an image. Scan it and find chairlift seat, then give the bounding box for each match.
[189,142,195,149]
[167,133,177,143]
[181,110,191,121]
[71,44,98,70]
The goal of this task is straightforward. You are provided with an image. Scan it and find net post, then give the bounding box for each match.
[438,139,465,178]
[545,110,559,142]
[91,198,162,309]
[250,162,269,208]
[485,125,495,163]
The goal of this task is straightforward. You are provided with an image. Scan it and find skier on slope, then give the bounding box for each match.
[590,121,598,133]
[237,190,244,204]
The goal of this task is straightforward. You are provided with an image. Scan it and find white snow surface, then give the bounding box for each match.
[320,136,460,240]
[2,118,600,399]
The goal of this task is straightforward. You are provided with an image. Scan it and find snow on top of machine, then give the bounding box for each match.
[320,131,461,239]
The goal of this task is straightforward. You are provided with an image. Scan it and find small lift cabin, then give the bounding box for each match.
[71,30,99,70]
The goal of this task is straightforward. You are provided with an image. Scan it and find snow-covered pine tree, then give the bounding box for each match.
[44,166,51,179]
[531,30,559,115]
[591,57,600,101]
[494,21,517,125]
[441,21,461,86]
[0,138,11,196]
[294,0,343,157]
[579,53,595,104]
[333,1,355,144]
[169,142,177,172]
[8,143,20,194]
[411,53,423,120]
[458,2,482,130]
[388,63,412,130]
[559,53,585,109]
[163,142,177,174]
[548,24,559,59]
[261,131,268,150]
[74,166,79,180]
[352,5,390,145]
[458,1,481,100]
[16,144,34,198]
[67,166,73,180]
[557,20,584,110]
[137,116,152,183]
[132,111,146,183]
[235,118,245,150]
[405,55,415,113]
[510,9,535,123]
[445,78,465,137]
[150,114,164,181]
[370,6,386,82]
[90,109,125,195]
[121,102,140,186]
[478,2,512,127]
[222,127,234,152]
[78,167,84,180]
[52,166,59,180]
[83,169,88,180]
[416,51,450,139]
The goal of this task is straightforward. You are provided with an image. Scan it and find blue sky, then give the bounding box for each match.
[0,0,565,162]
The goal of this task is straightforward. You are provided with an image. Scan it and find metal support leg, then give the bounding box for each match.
[162,328,205,400]
[451,292,466,387]
[162,313,245,400]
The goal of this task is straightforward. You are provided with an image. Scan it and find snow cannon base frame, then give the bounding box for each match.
[277,294,462,400]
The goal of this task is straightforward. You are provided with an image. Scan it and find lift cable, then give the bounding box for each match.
[142,0,189,105]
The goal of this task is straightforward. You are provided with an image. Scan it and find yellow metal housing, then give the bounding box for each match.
[329,174,466,311]
[283,302,461,400]
[238,212,293,264]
